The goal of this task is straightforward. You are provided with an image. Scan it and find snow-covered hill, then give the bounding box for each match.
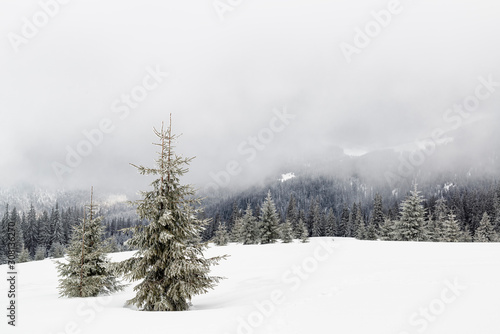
[2,238,499,334]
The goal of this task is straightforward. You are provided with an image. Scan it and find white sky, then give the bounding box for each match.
[1,0,499,193]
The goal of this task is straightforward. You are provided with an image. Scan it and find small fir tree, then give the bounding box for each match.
[372,193,385,229]
[241,205,259,245]
[441,211,461,242]
[231,217,245,243]
[34,246,46,261]
[324,208,337,237]
[57,188,124,298]
[17,247,31,263]
[297,219,309,243]
[50,242,65,258]
[460,225,473,242]
[395,184,426,241]
[259,191,280,244]
[365,219,378,240]
[213,222,229,246]
[378,218,394,241]
[280,220,294,243]
[114,118,225,311]
[474,212,497,242]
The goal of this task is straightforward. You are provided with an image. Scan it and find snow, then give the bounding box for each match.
[444,182,455,192]
[2,238,500,334]
[279,172,296,182]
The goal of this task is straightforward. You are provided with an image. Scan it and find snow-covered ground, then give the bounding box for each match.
[2,238,500,334]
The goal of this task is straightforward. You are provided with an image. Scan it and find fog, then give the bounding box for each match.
[1,0,500,195]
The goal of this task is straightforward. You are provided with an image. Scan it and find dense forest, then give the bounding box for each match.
[0,203,144,264]
[1,171,499,265]
[201,173,500,242]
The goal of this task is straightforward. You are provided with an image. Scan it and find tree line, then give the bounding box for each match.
[0,203,143,264]
[206,181,500,244]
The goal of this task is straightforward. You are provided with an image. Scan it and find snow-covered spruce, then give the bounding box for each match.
[280,219,294,243]
[213,221,229,246]
[114,118,226,311]
[240,204,260,245]
[259,190,280,244]
[394,184,426,241]
[57,188,124,298]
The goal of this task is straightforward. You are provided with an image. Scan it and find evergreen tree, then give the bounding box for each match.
[17,247,31,263]
[297,218,309,243]
[259,191,280,244]
[57,188,124,298]
[37,210,50,252]
[213,222,229,246]
[286,194,299,235]
[280,220,294,243]
[114,119,225,311]
[240,204,259,245]
[426,214,440,242]
[338,205,350,237]
[0,205,9,264]
[365,219,378,240]
[104,236,121,253]
[493,194,500,233]
[441,211,462,242]
[372,193,385,229]
[311,200,323,237]
[51,204,64,246]
[228,201,240,233]
[378,218,394,241]
[460,225,473,242]
[324,208,337,237]
[34,246,46,261]
[50,242,66,258]
[10,207,24,259]
[231,216,245,243]
[394,185,426,241]
[474,212,497,242]
[353,203,363,237]
[25,204,38,257]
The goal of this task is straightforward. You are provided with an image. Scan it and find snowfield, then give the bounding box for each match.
[2,237,500,334]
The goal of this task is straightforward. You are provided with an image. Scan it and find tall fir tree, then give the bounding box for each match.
[114,119,225,311]
[57,188,124,297]
[259,191,280,244]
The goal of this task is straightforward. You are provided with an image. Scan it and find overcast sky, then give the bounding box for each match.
[1,0,500,194]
